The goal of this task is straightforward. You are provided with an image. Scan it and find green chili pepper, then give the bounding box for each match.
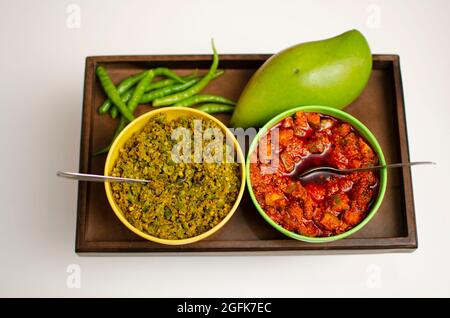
[97,70,146,114]
[142,79,199,104]
[103,70,223,117]
[96,66,135,122]
[127,70,155,113]
[106,70,224,123]
[99,67,184,115]
[195,103,235,114]
[109,89,134,110]
[106,67,187,117]
[144,72,197,93]
[102,76,187,118]
[145,78,181,92]
[117,70,223,108]
[95,80,220,156]
[173,94,235,107]
[148,70,224,105]
[95,65,225,155]
[154,67,185,83]
[152,40,219,106]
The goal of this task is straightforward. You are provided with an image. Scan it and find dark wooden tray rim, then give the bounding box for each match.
[76,54,417,254]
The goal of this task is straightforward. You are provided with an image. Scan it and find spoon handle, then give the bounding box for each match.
[339,161,436,173]
[57,171,150,183]
[298,161,436,178]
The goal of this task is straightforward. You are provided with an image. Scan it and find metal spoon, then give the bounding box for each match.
[57,171,150,183]
[297,161,436,180]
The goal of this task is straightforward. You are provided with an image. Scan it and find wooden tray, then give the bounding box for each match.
[76,54,417,254]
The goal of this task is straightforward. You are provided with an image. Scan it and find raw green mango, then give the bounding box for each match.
[231,29,372,128]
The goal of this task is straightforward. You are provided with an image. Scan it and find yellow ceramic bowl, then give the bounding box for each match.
[104,107,246,245]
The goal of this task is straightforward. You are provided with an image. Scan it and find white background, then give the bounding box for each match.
[1,0,449,297]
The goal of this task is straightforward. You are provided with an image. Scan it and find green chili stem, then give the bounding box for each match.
[152,39,219,106]
[127,70,155,115]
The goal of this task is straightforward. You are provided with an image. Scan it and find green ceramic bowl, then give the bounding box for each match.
[246,105,387,243]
